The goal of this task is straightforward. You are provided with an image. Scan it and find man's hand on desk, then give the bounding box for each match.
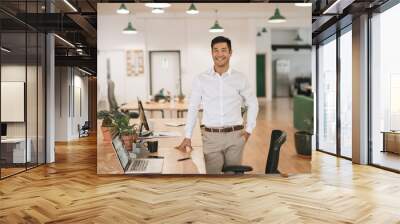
[175,138,193,153]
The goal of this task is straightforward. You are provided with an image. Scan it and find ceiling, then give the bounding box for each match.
[0,0,393,75]
[98,3,311,17]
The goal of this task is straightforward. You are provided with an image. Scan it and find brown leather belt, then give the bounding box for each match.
[204,125,243,133]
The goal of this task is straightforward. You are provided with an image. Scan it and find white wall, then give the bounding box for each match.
[98,16,258,108]
[1,65,37,137]
[271,50,312,81]
[97,3,311,108]
[55,67,89,141]
[270,29,312,87]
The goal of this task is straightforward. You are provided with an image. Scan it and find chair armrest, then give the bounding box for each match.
[222,165,253,174]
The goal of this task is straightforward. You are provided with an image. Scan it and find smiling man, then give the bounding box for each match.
[177,36,259,174]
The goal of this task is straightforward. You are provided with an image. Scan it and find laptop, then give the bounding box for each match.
[112,137,164,174]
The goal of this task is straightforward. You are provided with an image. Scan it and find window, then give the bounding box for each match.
[370,3,400,171]
[317,36,337,154]
[340,29,352,158]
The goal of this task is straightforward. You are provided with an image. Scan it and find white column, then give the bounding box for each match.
[46,33,55,163]
[352,14,369,164]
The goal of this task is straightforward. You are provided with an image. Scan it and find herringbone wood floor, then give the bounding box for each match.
[1,98,400,223]
[1,135,400,223]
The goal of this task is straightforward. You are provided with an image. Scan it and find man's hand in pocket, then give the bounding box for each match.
[241,131,250,142]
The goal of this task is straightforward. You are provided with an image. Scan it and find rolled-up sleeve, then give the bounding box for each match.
[240,77,259,134]
[184,76,202,138]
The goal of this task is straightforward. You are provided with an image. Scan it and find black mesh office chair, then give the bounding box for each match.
[222,130,287,174]
[79,121,90,138]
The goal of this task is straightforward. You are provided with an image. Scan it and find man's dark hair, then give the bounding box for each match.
[211,36,231,51]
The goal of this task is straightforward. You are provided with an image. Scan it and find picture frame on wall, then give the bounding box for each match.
[126,50,144,77]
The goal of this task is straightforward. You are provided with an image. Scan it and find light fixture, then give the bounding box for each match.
[54,34,75,48]
[76,48,83,53]
[262,27,267,33]
[295,1,312,7]
[268,8,286,23]
[78,67,92,76]
[117,3,129,14]
[151,8,165,14]
[1,47,11,53]
[294,33,303,42]
[145,3,171,8]
[63,0,78,12]
[122,22,137,34]
[209,10,224,33]
[186,3,199,14]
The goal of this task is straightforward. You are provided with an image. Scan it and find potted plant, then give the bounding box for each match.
[294,118,313,157]
[177,92,185,103]
[112,112,137,150]
[293,94,314,157]
[97,110,114,142]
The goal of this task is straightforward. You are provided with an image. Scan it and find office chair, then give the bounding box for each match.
[222,130,287,174]
[79,121,90,138]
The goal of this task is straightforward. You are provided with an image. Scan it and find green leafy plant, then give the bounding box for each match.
[97,110,114,127]
[112,112,137,137]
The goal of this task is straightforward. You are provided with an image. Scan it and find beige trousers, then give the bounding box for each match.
[202,129,246,174]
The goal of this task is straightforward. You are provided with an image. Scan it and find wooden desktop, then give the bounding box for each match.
[97,118,205,174]
[120,101,189,118]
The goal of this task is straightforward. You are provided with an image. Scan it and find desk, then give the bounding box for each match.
[120,101,190,118]
[1,138,32,164]
[97,118,205,174]
[382,131,400,154]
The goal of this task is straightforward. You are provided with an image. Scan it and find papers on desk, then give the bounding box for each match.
[139,131,182,139]
[154,131,182,137]
[164,121,185,127]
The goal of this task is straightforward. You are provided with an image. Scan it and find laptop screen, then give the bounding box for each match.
[112,137,129,169]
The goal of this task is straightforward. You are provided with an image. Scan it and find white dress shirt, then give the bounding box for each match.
[185,67,259,138]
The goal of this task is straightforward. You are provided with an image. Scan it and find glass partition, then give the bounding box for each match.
[339,28,352,158]
[0,1,46,179]
[317,36,337,155]
[370,3,400,171]
[1,30,28,177]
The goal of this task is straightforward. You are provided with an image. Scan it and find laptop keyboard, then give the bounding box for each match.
[131,160,149,171]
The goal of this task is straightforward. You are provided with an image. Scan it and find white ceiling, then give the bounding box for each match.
[98,3,311,20]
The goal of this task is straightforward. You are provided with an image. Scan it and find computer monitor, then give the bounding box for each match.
[1,123,7,137]
[138,100,150,136]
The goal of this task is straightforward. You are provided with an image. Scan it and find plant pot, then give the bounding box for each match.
[101,126,113,142]
[121,135,134,151]
[294,131,312,156]
[132,133,138,143]
[178,95,185,103]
